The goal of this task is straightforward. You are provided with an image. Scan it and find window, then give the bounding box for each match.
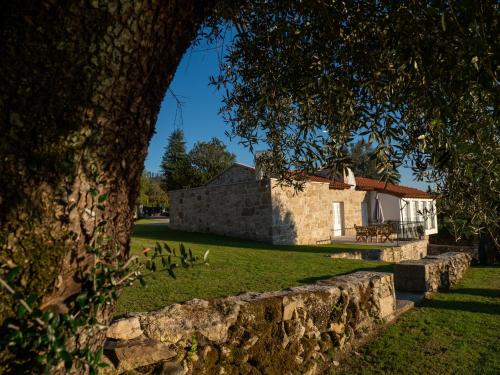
[430,201,436,229]
[413,201,419,222]
[424,201,430,230]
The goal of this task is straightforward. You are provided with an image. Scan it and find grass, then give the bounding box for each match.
[334,266,500,375]
[115,220,392,315]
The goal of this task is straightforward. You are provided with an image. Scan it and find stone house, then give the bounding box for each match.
[169,163,436,245]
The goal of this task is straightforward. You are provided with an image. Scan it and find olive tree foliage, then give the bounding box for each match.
[208,0,499,242]
[349,140,401,182]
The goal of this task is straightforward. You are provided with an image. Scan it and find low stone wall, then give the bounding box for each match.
[169,181,273,243]
[104,272,396,374]
[394,252,471,293]
[381,239,428,262]
[428,243,478,261]
[330,239,428,263]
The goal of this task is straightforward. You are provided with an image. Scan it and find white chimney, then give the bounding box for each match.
[343,167,356,190]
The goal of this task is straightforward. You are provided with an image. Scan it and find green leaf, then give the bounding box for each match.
[139,277,146,287]
[89,187,98,197]
[6,266,21,282]
[163,243,172,254]
[167,268,176,279]
[16,304,27,318]
[98,192,109,203]
[61,350,73,370]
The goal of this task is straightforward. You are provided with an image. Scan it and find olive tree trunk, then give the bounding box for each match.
[0,0,215,360]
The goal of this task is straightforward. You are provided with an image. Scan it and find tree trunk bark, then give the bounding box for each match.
[0,0,216,367]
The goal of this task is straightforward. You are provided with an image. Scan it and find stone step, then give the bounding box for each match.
[394,292,425,317]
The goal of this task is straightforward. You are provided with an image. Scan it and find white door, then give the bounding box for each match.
[332,202,344,237]
[361,202,368,226]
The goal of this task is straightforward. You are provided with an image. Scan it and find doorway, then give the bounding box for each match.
[332,202,344,237]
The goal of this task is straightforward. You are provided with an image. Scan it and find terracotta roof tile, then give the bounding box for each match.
[355,177,433,198]
[307,175,351,189]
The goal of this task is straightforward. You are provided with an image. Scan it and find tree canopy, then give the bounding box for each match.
[211,0,499,241]
[138,172,169,207]
[160,129,193,190]
[161,131,236,189]
[349,140,401,182]
[189,137,236,186]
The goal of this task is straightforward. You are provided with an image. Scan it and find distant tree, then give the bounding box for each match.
[349,141,401,182]
[160,130,193,190]
[189,138,236,186]
[137,173,152,206]
[138,172,169,207]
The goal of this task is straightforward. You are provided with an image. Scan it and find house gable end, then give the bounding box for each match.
[205,163,256,187]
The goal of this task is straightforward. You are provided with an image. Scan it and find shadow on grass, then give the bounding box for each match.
[296,264,395,284]
[132,223,385,254]
[450,288,500,298]
[422,299,500,315]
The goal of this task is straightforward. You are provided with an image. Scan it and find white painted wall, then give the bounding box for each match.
[400,197,438,235]
[369,191,401,222]
[365,192,438,236]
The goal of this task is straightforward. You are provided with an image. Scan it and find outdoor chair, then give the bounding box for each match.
[354,224,368,242]
[367,225,379,242]
[380,224,394,243]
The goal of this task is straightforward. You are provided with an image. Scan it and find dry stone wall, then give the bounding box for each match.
[206,164,256,187]
[104,272,396,374]
[270,180,367,245]
[379,239,428,262]
[330,239,428,263]
[394,252,471,293]
[169,180,273,242]
[428,243,479,261]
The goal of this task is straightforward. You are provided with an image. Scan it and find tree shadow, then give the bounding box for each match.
[449,288,500,298]
[422,299,500,315]
[296,264,395,284]
[132,222,383,254]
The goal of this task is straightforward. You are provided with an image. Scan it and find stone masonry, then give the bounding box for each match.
[104,272,396,374]
[330,239,429,263]
[428,243,479,261]
[394,252,471,293]
[270,180,367,245]
[169,180,273,242]
[170,164,368,245]
[206,163,256,187]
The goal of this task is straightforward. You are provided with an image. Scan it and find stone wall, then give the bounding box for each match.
[169,180,273,242]
[394,252,471,293]
[379,239,428,262]
[330,239,429,263]
[206,164,256,187]
[270,180,367,245]
[104,272,396,374]
[428,243,478,261]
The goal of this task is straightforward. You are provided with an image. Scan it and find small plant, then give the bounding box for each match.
[188,335,198,360]
[0,189,209,374]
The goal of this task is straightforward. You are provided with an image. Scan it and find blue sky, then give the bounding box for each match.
[145,42,428,190]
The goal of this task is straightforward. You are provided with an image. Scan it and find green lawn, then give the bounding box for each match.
[115,220,391,315]
[333,266,500,375]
